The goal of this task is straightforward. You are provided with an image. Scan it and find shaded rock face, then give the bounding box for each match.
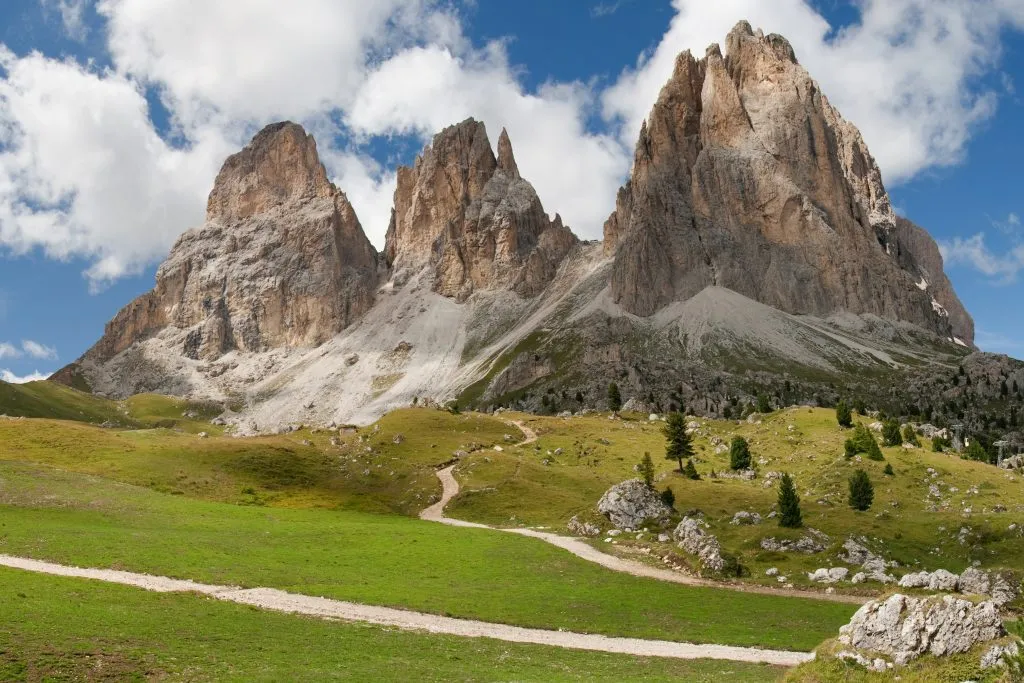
[838,594,1004,666]
[604,21,972,343]
[83,122,380,363]
[385,119,578,301]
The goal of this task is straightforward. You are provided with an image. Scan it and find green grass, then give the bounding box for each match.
[450,408,1024,591]
[0,380,131,424]
[0,460,853,651]
[0,567,783,682]
[0,407,514,515]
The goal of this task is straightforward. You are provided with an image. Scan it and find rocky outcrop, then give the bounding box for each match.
[604,21,971,343]
[61,123,380,373]
[385,119,578,300]
[597,479,672,529]
[838,594,1005,666]
[892,217,974,344]
[672,516,726,573]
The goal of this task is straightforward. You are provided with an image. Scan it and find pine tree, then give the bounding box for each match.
[663,412,693,472]
[867,438,885,462]
[844,439,857,459]
[882,419,902,447]
[638,452,655,488]
[660,487,675,508]
[729,436,751,471]
[777,473,802,528]
[884,463,895,476]
[853,398,867,415]
[836,400,853,428]
[607,382,622,413]
[683,459,700,480]
[931,436,945,453]
[902,424,920,447]
[757,393,771,414]
[848,470,874,511]
[964,440,989,463]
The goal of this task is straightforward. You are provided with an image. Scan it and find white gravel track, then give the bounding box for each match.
[0,554,811,666]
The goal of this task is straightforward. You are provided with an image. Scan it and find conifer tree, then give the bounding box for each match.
[729,436,751,470]
[683,459,700,480]
[882,419,902,447]
[607,382,622,413]
[836,400,853,428]
[848,470,874,511]
[663,412,693,472]
[777,473,802,528]
[638,452,655,488]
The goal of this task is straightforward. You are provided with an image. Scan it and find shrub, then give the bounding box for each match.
[756,393,771,414]
[846,424,885,461]
[607,382,622,413]
[931,436,946,453]
[881,419,902,447]
[844,439,857,459]
[884,463,894,476]
[848,470,874,511]
[683,459,700,480]
[663,413,693,472]
[836,400,853,428]
[660,487,676,509]
[902,424,920,447]
[638,452,655,488]
[729,436,751,470]
[866,439,885,462]
[777,473,802,528]
[964,440,989,463]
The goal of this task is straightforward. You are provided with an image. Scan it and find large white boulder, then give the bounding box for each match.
[596,479,672,530]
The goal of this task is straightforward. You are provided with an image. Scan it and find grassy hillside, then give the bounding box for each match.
[449,408,1024,593]
[0,460,852,650]
[0,568,782,682]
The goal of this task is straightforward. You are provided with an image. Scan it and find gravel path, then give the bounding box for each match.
[420,465,865,606]
[0,554,811,666]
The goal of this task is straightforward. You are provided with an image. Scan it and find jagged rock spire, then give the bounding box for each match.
[497,127,520,178]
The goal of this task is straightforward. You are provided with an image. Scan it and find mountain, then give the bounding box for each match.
[54,21,1022,443]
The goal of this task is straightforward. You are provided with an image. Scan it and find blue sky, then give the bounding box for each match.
[1,0,1023,382]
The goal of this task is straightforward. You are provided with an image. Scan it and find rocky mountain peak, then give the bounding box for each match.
[206,121,334,223]
[603,20,973,344]
[386,118,577,300]
[496,127,520,178]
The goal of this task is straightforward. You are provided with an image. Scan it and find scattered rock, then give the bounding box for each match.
[730,511,762,525]
[765,567,779,576]
[981,641,1020,669]
[673,517,726,573]
[759,529,829,554]
[929,569,959,592]
[197,431,208,439]
[567,515,601,537]
[838,594,1005,666]
[808,567,849,584]
[959,567,991,595]
[597,479,672,530]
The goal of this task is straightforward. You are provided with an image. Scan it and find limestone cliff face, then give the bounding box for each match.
[604,21,972,343]
[385,119,578,300]
[83,122,380,362]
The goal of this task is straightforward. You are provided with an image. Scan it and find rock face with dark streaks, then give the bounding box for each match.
[385,119,577,301]
[604,21,972,344]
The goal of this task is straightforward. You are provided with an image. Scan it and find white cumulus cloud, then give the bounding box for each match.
[0,341,19,359]
[939,233,1024,284]
[21,339,57,360]
[0,368,51,383]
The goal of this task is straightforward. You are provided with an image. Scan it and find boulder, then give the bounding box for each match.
[958,567,991,596]
[596,479,672,530]
[730,511,762,525]
[991,573,1019,607]
[808,567,849,584]
[898,571,931,589]
[838,594,1005,666]
[928,569,960,592]
[673,517,726,573]
[567,515,601,537]
[981,641,1020,670]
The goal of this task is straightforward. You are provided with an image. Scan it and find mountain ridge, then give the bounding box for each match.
[53,21,1007,438]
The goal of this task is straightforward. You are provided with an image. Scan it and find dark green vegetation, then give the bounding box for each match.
[836,401,853,429]
[608,382,622,413]
[777,473,803,529]
[0,568,782,683]
[0,460,854,651]
[848,470,874,511]
[663,412,693,472]
[729,436,751,470]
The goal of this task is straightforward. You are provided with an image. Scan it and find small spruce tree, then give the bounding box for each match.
[848,470,875,511]
[836,400,853,428]
[964,440,989,463]
[757,393,771,414]
[902,424,920,447]
[638,452,655,488]
[884,463,895,476]
[729,436,751,471]
[932,436,945,452]
[777,473,802,528]
[853,398,867,415]
[683,459,700,480]
[867,438,886,462]
[660,487,675,509]
[663,412,694,473]
[844,439,857,459]
[882,419,902,447]
[607,382,622,413]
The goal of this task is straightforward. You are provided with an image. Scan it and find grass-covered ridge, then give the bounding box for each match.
[0,460,852,650]
[0,567,783,682]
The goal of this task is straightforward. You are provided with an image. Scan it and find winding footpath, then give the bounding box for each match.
[422,423,864,606]
[0,554,810,666]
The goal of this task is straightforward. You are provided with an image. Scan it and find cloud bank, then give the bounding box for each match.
[0,0,1022,290]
